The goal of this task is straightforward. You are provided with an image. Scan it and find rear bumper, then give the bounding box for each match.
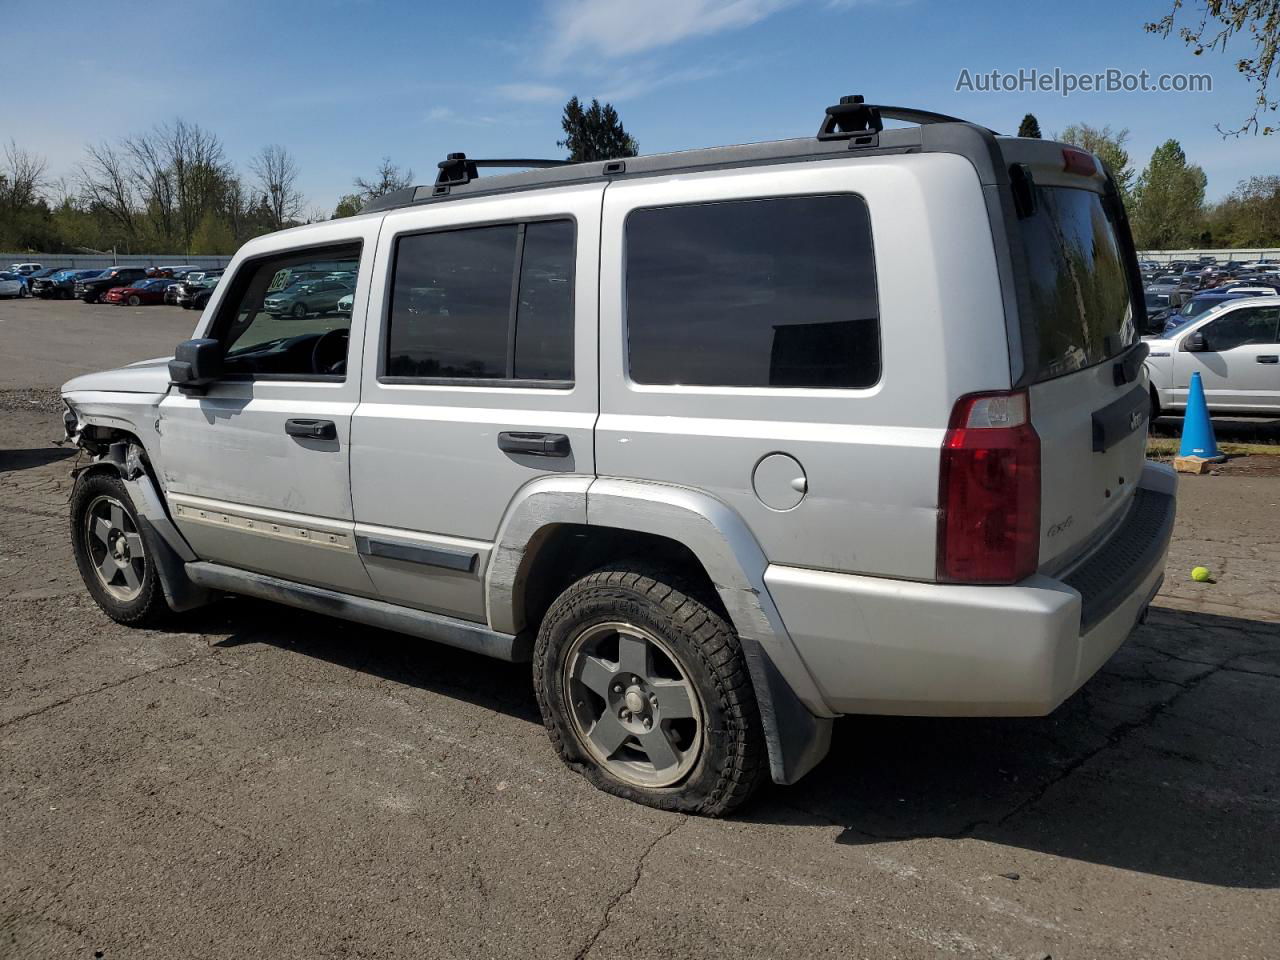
[767,462,1176,717]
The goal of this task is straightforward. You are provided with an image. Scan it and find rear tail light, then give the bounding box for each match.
[937,390,1040,585]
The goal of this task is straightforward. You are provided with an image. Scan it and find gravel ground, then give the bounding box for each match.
[2,296,1279,959]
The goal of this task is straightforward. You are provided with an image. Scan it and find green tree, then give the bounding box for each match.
[1206,175,1280,245]
[1017,113,1042,138]
[1130,139,1208,248]
[331,193,364,219]
[558,97,638,162]
[1057,123,1135,201]
[1146,1,1279,135]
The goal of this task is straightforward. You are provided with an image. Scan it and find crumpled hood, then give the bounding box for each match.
[62,356,173,396]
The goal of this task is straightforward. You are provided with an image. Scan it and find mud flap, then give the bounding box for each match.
[739,636,833,785]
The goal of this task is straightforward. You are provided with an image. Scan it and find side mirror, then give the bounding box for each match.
[1184,332,1208,353]
[168,338,223,392]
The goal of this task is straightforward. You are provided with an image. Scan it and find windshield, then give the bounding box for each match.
[1013,185,1136,381]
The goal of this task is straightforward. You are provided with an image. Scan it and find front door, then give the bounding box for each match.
[350,183,603,622]
[157,225,380,595]
[1176,304,1280,412]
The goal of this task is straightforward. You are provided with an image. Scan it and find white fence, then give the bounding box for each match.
[1137,248,1280,265]
[2,253,233,271]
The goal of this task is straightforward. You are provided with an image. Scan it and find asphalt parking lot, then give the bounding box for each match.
[2,296,1279,959]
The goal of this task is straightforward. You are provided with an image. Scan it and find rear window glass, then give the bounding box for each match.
[625,195,879,389]
[1015,186,1137,381]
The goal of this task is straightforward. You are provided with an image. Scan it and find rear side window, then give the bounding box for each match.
[385,219,576,382]
[1015,186,1137,381]
[625,195,879,389]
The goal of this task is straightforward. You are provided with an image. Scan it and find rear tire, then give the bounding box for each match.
[534,564,768,816]
[70,472,169,627]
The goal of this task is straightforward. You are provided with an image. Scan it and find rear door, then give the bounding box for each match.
[1000,147,1149,572]
[349,184,602,622]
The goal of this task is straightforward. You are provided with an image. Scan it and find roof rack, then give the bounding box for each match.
[817,95,996,141]
[359,95,997,216]
[436,152,572,189]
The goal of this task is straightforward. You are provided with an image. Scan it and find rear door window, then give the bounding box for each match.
[625,195,879,389]
[384,219,576,383]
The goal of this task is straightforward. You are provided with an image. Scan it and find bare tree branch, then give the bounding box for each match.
[250,144,305,230]
[1147,1,1280,135]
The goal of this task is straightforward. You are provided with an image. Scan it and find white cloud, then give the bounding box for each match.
[494,82,568,103]
[544,0,795,61]
[426,106,455,122]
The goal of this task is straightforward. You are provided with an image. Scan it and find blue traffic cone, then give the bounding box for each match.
[1179,371,1223,460]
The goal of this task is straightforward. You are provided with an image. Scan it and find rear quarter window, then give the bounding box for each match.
[625,194,879,389]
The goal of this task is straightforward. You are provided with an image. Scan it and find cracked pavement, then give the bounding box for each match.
[2,299,1280,958]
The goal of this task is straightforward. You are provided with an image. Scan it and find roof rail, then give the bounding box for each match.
[436,152,573,189]
[817,95,997,141]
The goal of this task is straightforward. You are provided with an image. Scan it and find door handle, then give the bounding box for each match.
[1257,355,1279,364]
[285,418,337,440]
[497,431,571,457]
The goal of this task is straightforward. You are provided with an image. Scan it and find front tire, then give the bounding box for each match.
[127,294,141,306]
[70,472,169,627]
[534,564,768,816]
[291,302,308,319]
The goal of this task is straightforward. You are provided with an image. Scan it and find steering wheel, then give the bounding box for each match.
[311,328,349,376]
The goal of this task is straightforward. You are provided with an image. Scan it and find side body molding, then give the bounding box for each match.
[486,475,835,785]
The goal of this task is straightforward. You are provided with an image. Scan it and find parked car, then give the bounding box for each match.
[1146,297,1280,416]
[0,271,28,298]
[9,262,42,276]
[74,267,149,303]
[188,281,220,311]
[23,266,66,287]
[1148,274,1181,288]
[59,100,1175,815]
[33,269,102,299]
[172,272,223,308]
[336,292,353,316]
[103,278,174,306]
[263,277,353,318]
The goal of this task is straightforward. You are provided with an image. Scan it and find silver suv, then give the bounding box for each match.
[61,99,1175,815]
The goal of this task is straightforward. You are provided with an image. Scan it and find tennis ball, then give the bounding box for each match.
[1191,566,1211,582]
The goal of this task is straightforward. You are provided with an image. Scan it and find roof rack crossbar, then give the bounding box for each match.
[436,153,573,188]
[818,95,995,140]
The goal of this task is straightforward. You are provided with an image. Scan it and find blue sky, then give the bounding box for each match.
[5,0,1274,211]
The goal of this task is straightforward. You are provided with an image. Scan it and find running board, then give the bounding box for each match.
[185,562,530,662]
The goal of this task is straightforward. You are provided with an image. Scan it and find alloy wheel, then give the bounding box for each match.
[562,621,704,788]
[84,495,146,602]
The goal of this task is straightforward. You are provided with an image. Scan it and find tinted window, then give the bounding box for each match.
[1015,186,1136,381]
[213,244,361,379]
[386,219,576,382]
[625,195,879,389]
[1202,306,1280,351]
[514,220,575,380]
